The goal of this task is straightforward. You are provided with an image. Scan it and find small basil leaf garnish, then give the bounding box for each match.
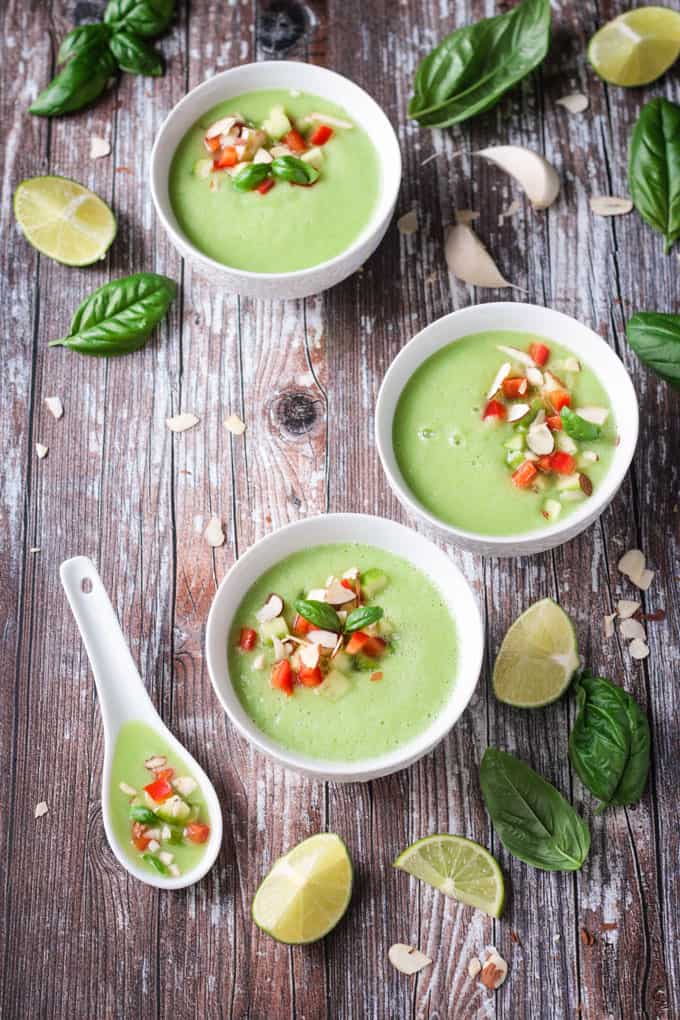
[293,599,342,633]
[110,30,163,76]
[626,311,680,390]
[271,156,319,186]
[129,804,158,824]
[232,163,272,192]
[569,671,650,812]
[628,97,680,255]
[560,406,601,441]
[58,23,112,63]
[30,43,117,117]
[142,853,169,875]
[104,0,175,38]
[344,606,384,634]
[480,748,590,871]
[49,272,177,357]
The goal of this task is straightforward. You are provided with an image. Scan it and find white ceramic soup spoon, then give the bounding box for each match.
[60,555,223,889]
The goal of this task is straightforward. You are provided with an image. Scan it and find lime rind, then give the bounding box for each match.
[14,175,116,267]
[394,834,505,919]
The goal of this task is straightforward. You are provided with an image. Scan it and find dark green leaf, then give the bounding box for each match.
[626,312,680,390]
[49,272,177,357]
[271,156,319,185]
[569,671,650,811]
[480,748,590,871]
[105,0,174,38]
[129,804,158,824]
[110,30,163,75]
[30,43,117,117]
[560,406,601,441]
[58,23,112,63]
[409,0,551,128]
[142,853,169,875]
[232,163,272,192]
[344,605,384,634]
[293,599,342,632]
[629,97,680,254]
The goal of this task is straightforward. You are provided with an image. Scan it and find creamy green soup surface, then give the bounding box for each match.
[228,543,458,762]
[169,88,381,272]
[392,331,617,536]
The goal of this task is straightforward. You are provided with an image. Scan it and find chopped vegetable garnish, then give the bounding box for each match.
[511,461,538,488]
[240,627,257,651]
[310,124,333,146]
[529,342,550,366]
[186,822,211,844]
[550,452,576,474]
[271,659,294,696]
[284,128,307,153]
[483,399,507,421]
[144,778,174,803]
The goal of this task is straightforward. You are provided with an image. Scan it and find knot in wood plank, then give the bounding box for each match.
[257,1,308,54]
[272,390,319,435]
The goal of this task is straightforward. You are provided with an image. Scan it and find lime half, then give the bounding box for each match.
[493,597,579,708]
[588,6,680,87]
[14,176,116,266]
[252,833,353,944]
[394,834,505,918]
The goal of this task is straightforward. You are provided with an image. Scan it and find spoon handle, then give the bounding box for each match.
[60,556,156,731]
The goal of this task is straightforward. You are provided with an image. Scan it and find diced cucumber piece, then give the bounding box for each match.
[260,617,289,644]
[377,617,395,639]
[318,668,352,702]
[504,433,525,452]
[332,650,352,673]
[151,794,192,823]
[360,568,388,599]
[556,432,578,454]
[506,450,524,470]
[262,105,292,141]
[193,158,213,179]
[556,472,582,492]
[542,498,562,522]
[301,146,324,170]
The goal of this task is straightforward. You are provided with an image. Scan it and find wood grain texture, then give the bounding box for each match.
[1,1,678,1018]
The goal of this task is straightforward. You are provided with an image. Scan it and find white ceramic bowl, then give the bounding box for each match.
[150,61,401,299]
[375,303,639,557]
[205,514,483,782]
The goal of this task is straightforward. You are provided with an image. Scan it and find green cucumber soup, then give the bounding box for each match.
[228,543,458,761]
[111,721,212,879]
[169,89,381,272]
[392,331,617,536]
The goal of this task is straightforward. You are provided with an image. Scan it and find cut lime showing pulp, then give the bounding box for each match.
[493,597,579,708]
[394,834,505,918]
[14,176,116,266]
[588,7,680,87]
[252,833,353,944]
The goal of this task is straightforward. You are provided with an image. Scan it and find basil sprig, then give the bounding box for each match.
[232,163,273,192]
[129,804,158,824]
[569,671,650,812]
[409,0,551,128]
[560,406,601,442]
[480,748,591,872]
[49,272,177,357]
[30,0,174,117]
[294,599,342,633]
[344,606,384,634]
[629,97,680,254]
[271,156,319,186]
[626,312,680,390]
[142,853,169,875]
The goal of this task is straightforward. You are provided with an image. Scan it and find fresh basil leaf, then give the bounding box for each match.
[49,272,177,357]
[293,599,342,633]
[344,606,384,634]
[58,23,112,63]
[142,853,169,875]
[30,43,117,117]
[409,0,551,127]
[232,163,272,192]
[560,406,601,441]
[569,672,650,811]
[110,30,163,76]
[480,748,590,871]
[627,312,680,390]
[629,97,680,254]
[271,156,319,185]
[105,0,174,38]
[129,804,158,824]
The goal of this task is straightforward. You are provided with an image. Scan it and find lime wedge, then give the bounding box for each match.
[14,176,116,266]
[588,6,680,86]
[493,597,579,708]
[252,833,353,944]
[394,834,505,918]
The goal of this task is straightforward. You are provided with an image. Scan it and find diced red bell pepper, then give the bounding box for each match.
[144,778,173,803]
[213,146,238,169]
[346,631,370,655]
[204,135,221,153]
[310,124,333,146]
[511,461,538,489]
[529,342,550,366]
[185,821,211,844]
[549,388,571,412]
[482,399,507,421]
[362,636,387,658]
[284,129,307,153]
[257,178,275,195]
[340,578,355,591]
[298,665,323,687]
[546,415,563,431]
[132,822,151,851]
[292,614,314,637]
[239,627,257,651]
[549,452,576,474]
[502,377,528,398]
[535,455,554,473]
[370,671,383,683]
[271,659,294,696]
[154,767,174,782]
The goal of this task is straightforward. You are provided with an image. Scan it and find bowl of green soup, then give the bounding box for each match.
[205,514,483,782]
[150,61,401,299]
[376,304,639,557]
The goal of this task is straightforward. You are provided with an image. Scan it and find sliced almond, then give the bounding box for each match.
[629,638,650,660]
[468,956,482,978]
[556,93,589,114]
[577,406,609,426]
[307,588,328,602]
[158,850,174,866]
[618,549,645,582]
[270,144,293,158]
[169,864,180,878]
[45,396,64,419]
[299,643,321,668]
[308,112,353,129]
[507,402,531,423]
[579,450,599,464]
[204,517,225,548]
[527,366,544,386]
[145,755,167,771]
[388,944,432,976]
[342,567,359,580]
[173,776,197,797]
[256,594,284,622]
[253,147,272,164]
[527,423,554,455]
[617,599,640,620]
[325,579,356,605]
[397,209,418,235]
[620,618,646,642]
[307,629,339,649]
[496,344,535,367]
[166,413,199,433]
[635,568,655,591]
[90,135,111,159]
[147,839,160,852]
[253,653,265,670]
[445,224,517,289]
[36,443,48,459]
[119,781,137,796]
[205,115,241,139]
[480,951,508,990]
[486,361,511,400]
[272,636,289,661]
[604,613,617,638]
[590,195,633,217]
[34,801,49,819]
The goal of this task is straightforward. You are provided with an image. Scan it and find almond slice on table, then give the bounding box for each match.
[307,629,339,649]
[629,638,650,660]
[397,209,418,235]
[617,599,640,619]
[480,950,508,990]
[619,618,646,642]
[635,568,655,591]
[556,93,589,114]
[34,801,49,819]
[486,362,512,400]
[468,956,482,978]
[35,443,48,459]
[618,548,646,585]
[256,594,284,622]
[166,413,199,433]
[90,135,111,159]
[45,396,64,419]
[590,196,633,217]
[204,517,225,548]
[604,613,617,638]
[388,944,432,976]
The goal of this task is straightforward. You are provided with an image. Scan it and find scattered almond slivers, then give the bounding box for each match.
[617,599,640,620]
[507,402,530,423]
[619,618,646,642]
[36,443,48,459]
[604,613,616,638]
[325,579,356,605]
[397,209,418,236]
[45,396,64,419]
[166,413,199,433]
[90,135,111,159]
[556,93,589,114]
[119,781,137,796]
[145,755,166,771]
[256,594,284,622]
[204,517,225,548]
[225,413,246,436]
[307,629,338,649]
[475,145,560,209]
[480,949,508,991]
[589,196,633,217]
[299,643,321,668]
[34,801,49,819]
[618,548,655,590]
[629,638,650,660]
[486,361,511,400]
[388,943,432,976]
[468,956,482,978]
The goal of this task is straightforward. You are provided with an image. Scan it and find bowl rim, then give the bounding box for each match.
[375,302,640,550]
[204,513,484,781]
[149,60,402,282]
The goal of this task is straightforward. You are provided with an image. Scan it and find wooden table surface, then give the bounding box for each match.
[2,1,679,1018]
